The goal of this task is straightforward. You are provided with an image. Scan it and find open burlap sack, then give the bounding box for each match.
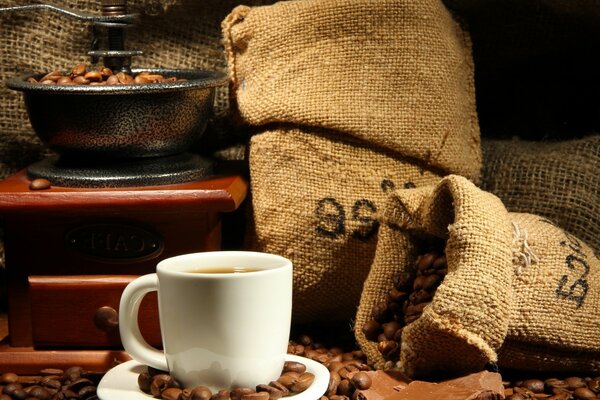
[482,134,600,254]
[355,175,600,377]
[222,0,481,322]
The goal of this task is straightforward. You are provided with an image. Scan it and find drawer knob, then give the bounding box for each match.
[94,306,119,331]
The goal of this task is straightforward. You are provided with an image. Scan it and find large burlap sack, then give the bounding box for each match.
[355,175,600,377]
[222,0,481,322]
[482,135,600,255]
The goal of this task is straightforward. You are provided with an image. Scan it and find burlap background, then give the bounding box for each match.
[355,176,600,377]
[482,135,600,255]
[223,0,481,323]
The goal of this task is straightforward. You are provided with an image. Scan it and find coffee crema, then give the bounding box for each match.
[186,266,265,274]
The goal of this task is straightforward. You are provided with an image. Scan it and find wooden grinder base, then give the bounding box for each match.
[0,170,247,373]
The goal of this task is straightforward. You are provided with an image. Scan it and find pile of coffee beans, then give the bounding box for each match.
[137,334,374,400]
[287,334,374,400]
[26,64,185,86]
[503,376,600,400]
[361,247,447,364]
[0,366,103,400]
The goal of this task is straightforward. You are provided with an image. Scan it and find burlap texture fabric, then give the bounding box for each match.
[355,175,600,377]
[499,213,600,373]
[482,135,600,254]
[0,0,276,179]
[223,0,481,322]
[355,175,513,375]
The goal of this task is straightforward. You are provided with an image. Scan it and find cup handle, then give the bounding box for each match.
[119,273,168,371]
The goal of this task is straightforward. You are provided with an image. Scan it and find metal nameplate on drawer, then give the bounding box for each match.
[65,223,163,260]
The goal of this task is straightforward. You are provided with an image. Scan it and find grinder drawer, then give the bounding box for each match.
[29,275,161,348]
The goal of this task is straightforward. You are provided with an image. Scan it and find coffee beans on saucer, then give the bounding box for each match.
[137,361,316,400]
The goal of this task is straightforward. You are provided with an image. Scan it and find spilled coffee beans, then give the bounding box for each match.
[0,366,103,400]
[361,246,447,363]
[27,64,185,86]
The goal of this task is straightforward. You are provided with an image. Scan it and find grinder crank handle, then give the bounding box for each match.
[0,3,137,24]
[119,273,169,371]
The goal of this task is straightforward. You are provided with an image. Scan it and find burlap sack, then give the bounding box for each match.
[482,135,600,254]
[355,175,600,377]
[222,0,481,322]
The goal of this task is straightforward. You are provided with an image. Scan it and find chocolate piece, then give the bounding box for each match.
[383,371,503,400]
[354,370,411,400]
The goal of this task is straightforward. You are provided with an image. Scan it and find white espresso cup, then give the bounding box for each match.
[118,251,293,391]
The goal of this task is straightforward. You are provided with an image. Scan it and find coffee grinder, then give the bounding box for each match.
[0,1,247,373]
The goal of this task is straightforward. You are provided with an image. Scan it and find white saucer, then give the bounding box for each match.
[97,354,330,400]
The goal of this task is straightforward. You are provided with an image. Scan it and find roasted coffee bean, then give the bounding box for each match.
[150,374,178,397]
[337,379,354,397]
[0,373,18,384]
[350,372,371,391]
[377,340,398,360]
[433,254,447,269]
[230,387,255,400]
[70,64,86,77]
[588,377,600,393]
[106,74,120,85]
[78,385,97,399]
[416,252,436,271]
[565,377,588,390]
[282,361,306,374]
[64,378,94,392]
[72,76,90,85]
[520,379,545,393]
[29,178,51,190]
[161,387,183,400]
[256,384,284,400]
[277,372,299,389]
[63,366,84,383]
[370,297,392,321]
[26,386,52,400]
[388,288,408,303]
[338,366,359,381]
[56,76,73,85]
[290,372,314,393]
[242,392,270,400]
[10,388,28,400]
[361,319,382,342]
[573,387,596,399]
[327,371,341,397]
[210,389,230,400]
[185,386,212,400]
[138,372,152,393]
[3,382,23,395]
[267,381,290,397]
[382,321,402,340]
[39,377,61,390]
